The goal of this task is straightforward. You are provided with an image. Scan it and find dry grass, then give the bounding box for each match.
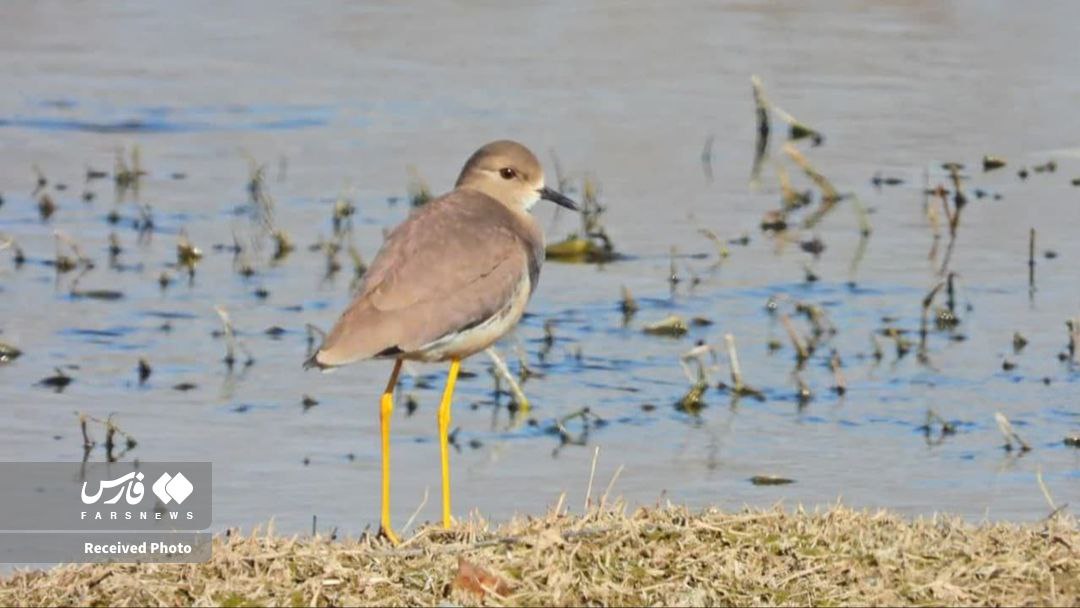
[1,504,1076,607]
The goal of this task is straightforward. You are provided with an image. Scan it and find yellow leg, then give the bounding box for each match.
[438,358,461,529]
[379,359,403,544]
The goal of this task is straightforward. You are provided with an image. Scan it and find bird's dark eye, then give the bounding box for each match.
[499,167,516,180]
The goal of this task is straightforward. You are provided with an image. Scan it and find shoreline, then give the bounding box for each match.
[1,503,1076,606]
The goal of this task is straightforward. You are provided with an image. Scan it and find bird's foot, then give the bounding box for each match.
[380,523,401,546]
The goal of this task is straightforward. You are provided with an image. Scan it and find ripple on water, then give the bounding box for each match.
[1,102,336,135]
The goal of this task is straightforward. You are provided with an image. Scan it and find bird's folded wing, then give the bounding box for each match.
[314,192,532,365]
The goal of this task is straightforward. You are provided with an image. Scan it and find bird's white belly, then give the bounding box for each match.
[408,273,532,362]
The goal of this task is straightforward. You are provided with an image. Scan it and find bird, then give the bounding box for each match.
[305,140,578,544]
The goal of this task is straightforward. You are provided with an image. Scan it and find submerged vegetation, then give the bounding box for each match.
[2,77,1078,473]
[545,176,619,263]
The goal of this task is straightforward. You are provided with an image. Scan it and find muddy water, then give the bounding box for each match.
[1,1,1078,535]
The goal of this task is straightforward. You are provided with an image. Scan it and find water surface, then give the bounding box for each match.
[1,1,1079,534]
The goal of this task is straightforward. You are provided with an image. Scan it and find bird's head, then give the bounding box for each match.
[455,140,578,212]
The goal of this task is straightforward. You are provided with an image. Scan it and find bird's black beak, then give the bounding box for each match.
[538,187,579,211]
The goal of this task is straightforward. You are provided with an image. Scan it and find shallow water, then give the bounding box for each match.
[1,1,1078,535]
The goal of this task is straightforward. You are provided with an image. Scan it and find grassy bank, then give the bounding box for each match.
[1,504,1076,606]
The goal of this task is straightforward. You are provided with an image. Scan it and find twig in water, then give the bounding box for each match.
[676,380,708,415]
[697,228,730,268]
[796,302,836,343]
[243,155,277,232]
[779,313,809,363]
[322,238,343,280]
[848,232,870,284]
[749,76,771,189]
[870,333,884,363]
[53,230,92,271]
[113,145,145,195]
[331,188,357,236]
[551,408,594,455]
[78,413,138,462]
[32,164,47,195]
[775,160,809,211]
[701,134,715,183]
[549,150,572,195]
[177,229,203,281]
[919,280,947,361]
[752,76,824,147]
[216,307,237,368]
[513,342,540,381]
[1029,227,1036,298]
[946,163,967,228]
[919,409,957,446]
[484,347,529,414]
[926,190,942,262]
[619,285,639,323]
[215,306,255,369]
[78,412,94,449]
[348,244,367,284]
[677,344,711,414]
[829,350,846,395]
[579,176,605,236]
[34,193,56,224]
[945,272,958,317]
[545,151,573,234]
[133,204,154,242]
[724,334,764,400]
[680,342,717,385]
[783,144,840,229]
[137,358,151,385]
[937,167,968,276]
[793,372,812,407]
[725,333,743,392]
[272,230,294,262]
[1068,318,1080,366]
[1012,332,1028,354]
[849,194,873,237]
[668,247,680,289]
[994,411,1031,453]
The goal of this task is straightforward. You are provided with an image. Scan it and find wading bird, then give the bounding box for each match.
[306,140,578,543]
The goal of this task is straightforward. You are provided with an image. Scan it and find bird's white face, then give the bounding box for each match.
[520,185,542,211]
[474,166,544,211]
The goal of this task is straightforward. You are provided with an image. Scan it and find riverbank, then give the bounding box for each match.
[1,504,1076,606]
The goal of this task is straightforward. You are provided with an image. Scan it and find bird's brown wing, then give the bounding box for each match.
[310,190,539,367]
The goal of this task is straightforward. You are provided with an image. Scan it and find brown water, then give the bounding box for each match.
[1,1,1078,535]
